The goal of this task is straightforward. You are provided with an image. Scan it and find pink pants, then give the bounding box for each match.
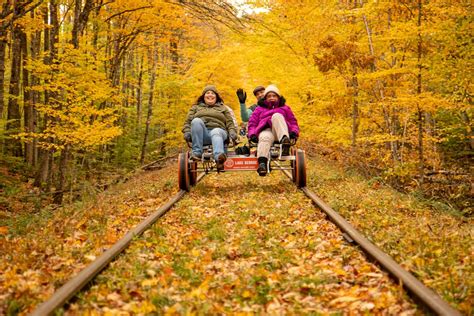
[257,113,289,158]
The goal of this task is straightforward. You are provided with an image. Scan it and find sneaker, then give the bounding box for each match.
[217,153,227,163]
[190,152,202,161]
[257,163,267,176]
[216,153,227,170]
[280,136,291,156]
[257,157,268,176]
[242,145,250,156]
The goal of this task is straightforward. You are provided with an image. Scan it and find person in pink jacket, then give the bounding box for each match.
[247,84,299,176]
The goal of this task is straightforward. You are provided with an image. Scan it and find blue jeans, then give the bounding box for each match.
[191,118,227,160]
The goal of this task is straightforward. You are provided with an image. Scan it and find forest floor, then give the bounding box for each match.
[0,154,472,314]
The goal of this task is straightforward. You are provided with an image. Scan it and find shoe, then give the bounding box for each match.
[257,157,268,176]
[242,145,250,156]
[216,153,226,170]
[190,152,202,161]
[217,153,227,163]
[280,136,290,156]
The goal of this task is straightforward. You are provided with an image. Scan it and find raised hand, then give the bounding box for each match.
[236,88,247,104]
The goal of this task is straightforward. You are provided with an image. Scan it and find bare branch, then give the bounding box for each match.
[104,5,154,22]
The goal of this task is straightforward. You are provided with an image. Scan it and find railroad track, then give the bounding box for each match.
[31,163,461,315]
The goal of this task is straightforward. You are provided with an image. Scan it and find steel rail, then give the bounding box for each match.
[278,166,460,315]
[31,173,206,316]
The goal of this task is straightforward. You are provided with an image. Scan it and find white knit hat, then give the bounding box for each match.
[264,84,280,97]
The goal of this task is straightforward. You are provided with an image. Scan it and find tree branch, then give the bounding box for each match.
[104,6,154,22]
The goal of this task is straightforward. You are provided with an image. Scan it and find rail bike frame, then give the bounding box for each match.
[178,143,307,191]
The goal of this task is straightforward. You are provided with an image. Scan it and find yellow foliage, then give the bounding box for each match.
[22,44,123,151]
[14,14,47,34]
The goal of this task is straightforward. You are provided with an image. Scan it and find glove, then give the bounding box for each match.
[229,131,238,141]
[249,135,258,144]
[184,132,192,142]
[236,88,247,104]
[289,132,298,140]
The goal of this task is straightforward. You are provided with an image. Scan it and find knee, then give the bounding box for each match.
[259,133,273,142]
[271,113,284,121]
[191,118,204,127]
[210,128,226,139]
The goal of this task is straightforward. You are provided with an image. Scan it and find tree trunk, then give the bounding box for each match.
[140,46,157,164]
[35,0,58,190]
[50,0,70,203]
[386,8,400,164]
[0,1,10,117]
[54,145,69,204]
[416,0,424,185]
[92,4,101,49]
[71,0,94,48]
[21,29,35,165]
[34,148,50,188]
[136,55,144,126]
[72,0,82,48]
[49,0,59,58]
[30,11,42,166]
[6,20,23,157]
[0,31,6,117]
[351,61,359,148]
[461,111,474,153]
[35,4,51,188]
[121,57,128,108]
[170,39,179,72]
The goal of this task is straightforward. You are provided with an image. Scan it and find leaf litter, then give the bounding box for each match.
[0,162,179,315]
[67,170,416,314]
[2,154,467,314]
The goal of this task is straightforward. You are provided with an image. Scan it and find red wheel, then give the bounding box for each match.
[178,152,190,191]
[189,161,197,186]
[295,149,306,188]
[291,147,297,183]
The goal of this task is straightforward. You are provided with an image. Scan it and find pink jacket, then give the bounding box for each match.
[247,98,299,137]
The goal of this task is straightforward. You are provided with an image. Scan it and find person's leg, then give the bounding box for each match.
[257,128,274,158]
[257,129,274,176]
[271,113,291,156]
[271,113,289,142]
[209,128,228,161]
[191,118,207,157]
[202,128,212,146]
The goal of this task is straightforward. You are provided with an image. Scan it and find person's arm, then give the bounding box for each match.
[285,106,299,135]
[240,102,249,122]
[247,107,260,137]
[236,88,249,122]
[182,105,197,134]
[247,108,255,121]
[247,103,259,122]
[225,105,238,131]
[223,108,237,135]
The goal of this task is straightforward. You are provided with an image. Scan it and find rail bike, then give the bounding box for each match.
[178,140,306,191]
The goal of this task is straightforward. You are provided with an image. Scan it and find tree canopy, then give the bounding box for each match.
[0,0,471,210]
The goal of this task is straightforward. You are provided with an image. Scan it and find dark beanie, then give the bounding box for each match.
[202,85,219,95]
[253,85,265,96]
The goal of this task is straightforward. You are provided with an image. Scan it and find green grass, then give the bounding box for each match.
[151,295,174,309]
